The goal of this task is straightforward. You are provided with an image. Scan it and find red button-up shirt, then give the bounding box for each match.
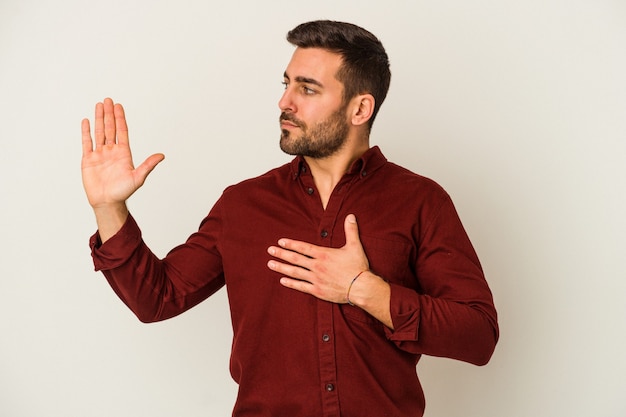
[90,146,498,417]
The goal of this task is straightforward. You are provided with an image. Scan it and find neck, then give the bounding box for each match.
[305,139,369,209]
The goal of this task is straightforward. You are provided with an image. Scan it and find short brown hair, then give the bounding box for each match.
[287,20,391,129]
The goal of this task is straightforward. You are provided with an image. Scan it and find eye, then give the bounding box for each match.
[281,81,289,90]
[302,86,316,95]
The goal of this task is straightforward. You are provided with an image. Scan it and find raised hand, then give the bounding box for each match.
[81,98,164,241]
[81,98,164,208]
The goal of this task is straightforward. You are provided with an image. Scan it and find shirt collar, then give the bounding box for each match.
[289,146,387,180]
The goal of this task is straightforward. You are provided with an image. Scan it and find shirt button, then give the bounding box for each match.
[322,334,330,342]
[320,230,328,238]
[307,187,314,195]
[325,383,335,392]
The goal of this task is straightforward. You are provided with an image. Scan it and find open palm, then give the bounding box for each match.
[81,98,164,209]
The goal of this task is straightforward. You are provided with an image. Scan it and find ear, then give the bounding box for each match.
[349,94,375,127]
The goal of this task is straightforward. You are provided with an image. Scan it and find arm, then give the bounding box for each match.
[82,98,216,322]
[89,213,226,323]
[81,98,164,241]
[386,196,499,365]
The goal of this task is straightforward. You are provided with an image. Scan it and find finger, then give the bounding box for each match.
[276,238,320,259]
[344,214,363,248]
[268,245,312,269]
[94,101,105,147]
[134,153,165,186]
[103,98,115,145]
[279,277,314,294]
[81,118,93,156]
[114,103,129,146]
[267,259,311,282]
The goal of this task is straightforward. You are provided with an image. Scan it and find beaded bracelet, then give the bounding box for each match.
[346,270,367,306]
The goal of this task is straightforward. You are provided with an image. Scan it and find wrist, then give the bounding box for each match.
[345,271,394,329]
[93,203,129,243]
[346,270,388,309]
[346,270,368,306]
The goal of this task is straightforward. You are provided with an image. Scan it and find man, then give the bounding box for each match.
[82,20,498,417]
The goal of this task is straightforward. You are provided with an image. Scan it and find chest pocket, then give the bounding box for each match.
[360,234,413,286]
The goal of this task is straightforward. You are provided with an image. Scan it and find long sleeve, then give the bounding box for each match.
[384,194,499,365]
[90,213,225,323]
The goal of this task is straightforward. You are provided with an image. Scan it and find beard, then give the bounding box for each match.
[279,105,350,159]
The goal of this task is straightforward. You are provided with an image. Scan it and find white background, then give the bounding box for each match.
[1,1,625,416]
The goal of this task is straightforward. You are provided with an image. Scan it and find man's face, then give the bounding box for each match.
[279,47,350,159]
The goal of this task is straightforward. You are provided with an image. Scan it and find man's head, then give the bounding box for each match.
[279,47,350,158]
[286,20,391,129]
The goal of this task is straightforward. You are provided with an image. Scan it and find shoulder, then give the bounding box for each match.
[221,162,293,199]
[378,160,450,201]
[367,147,449,199]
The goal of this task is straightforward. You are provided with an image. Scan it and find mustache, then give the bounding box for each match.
[279,112,305,128]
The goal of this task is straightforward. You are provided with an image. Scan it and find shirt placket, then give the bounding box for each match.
[300,170,359,416]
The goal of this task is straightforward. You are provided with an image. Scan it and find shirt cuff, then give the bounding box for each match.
[384,283,421,342]
[89,214,142,271]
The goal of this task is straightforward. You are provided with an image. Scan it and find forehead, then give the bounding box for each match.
[284,47,343,85]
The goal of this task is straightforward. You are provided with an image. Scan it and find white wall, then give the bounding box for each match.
[1,1,624,416]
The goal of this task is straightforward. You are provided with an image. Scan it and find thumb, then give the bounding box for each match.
[134,153,165,185]
[344,214,362,247]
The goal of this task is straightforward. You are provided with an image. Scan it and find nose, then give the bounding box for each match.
[278,87,295,113]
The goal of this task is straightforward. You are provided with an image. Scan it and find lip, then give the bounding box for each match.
[280,120,299,129]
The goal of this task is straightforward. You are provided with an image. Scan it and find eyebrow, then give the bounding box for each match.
[283,72,324,88]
